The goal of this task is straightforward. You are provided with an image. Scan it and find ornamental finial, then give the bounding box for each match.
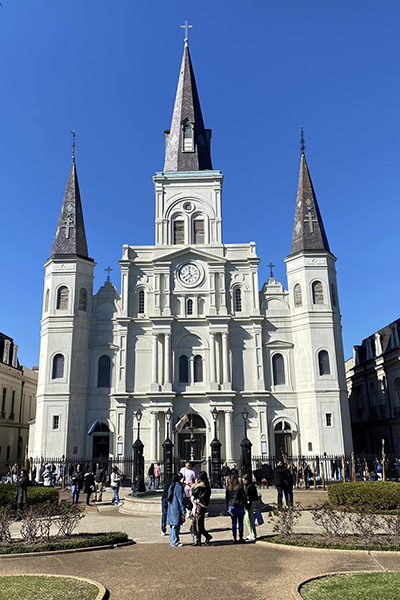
[71,130,76,163]
[300,125,306,155]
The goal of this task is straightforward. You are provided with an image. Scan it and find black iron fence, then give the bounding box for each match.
[1,453,398,489]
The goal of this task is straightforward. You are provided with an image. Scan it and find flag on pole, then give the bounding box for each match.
[87,419,100,436]
[173,414,189,435]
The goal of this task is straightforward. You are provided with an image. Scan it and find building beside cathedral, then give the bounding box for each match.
[29,38,352,465]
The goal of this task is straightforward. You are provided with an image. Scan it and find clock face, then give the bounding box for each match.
[179,263,200,285]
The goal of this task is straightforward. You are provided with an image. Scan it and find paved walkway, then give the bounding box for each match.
[3,487,400,599]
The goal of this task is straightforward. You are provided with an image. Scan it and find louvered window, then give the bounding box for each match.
[79,288,87,311]
[183,122,194,151]
[194,355,203,383]
[174,221,184,245]
[44,290,49,312]
[272,354,285,386]
[52,354,64,379]
[294,284,302,307]
[57,286,69,310]
[187,299,193,315]
[331,283,337,307]
[194,220,205,244]
[312,281,324,304]
[318,350,330,375]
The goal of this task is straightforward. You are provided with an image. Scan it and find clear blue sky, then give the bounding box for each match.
[1,0,399,368]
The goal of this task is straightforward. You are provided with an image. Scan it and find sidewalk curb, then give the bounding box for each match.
[0,540,134,559]
[294,570,396,599]
[257,539,400,554]
[0,573,107,600]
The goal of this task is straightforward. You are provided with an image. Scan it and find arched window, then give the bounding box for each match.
[187,298,193,315]
[234,288,242,312]
[56,286,69,310]
[331,283,337,307]
[294,284,302,307]
[173,220,184,245]
[274,421,292,457]
[182,121,194,152]
[194,355,203,383]
[138,290,145,314]
[312,281,324,305]
[97,355,111,388]
[44,289,49,312]
[318,350,330,375]
[52,354,64,379]
[179,355,189,383]
[79,288,87,311]
[272,354,285,386]
[308,442,313,452]
[194,220,205,244]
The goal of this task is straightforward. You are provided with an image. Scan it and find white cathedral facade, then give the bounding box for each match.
[30,39,353,465]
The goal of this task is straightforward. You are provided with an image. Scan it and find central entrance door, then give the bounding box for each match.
[176,413,207,473]
[92,422,110,460]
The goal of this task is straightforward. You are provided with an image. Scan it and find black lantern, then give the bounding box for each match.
[240,406,252,480]
[163,407,174,481]
[133,407,144,481]
[210,406,222,489]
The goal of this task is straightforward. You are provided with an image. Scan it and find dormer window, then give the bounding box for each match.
[182,121,194,152]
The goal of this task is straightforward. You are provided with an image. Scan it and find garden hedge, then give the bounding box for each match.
[328,481,400,510]
[0,484,59,508]
[0,532,129,554]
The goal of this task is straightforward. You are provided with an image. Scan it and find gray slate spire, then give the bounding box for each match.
[164,42,212,172]
[50,160,90,259]
[291,152,330,255]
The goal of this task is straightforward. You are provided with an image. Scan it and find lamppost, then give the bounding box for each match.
[133,407,144,481]
[163,407,173,481]
[240,406,252,480]
[210,406,222,488]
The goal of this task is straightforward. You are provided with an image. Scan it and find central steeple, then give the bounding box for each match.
[163,39,212,172]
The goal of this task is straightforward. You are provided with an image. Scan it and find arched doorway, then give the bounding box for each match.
[274,421,292,459]
[92,421,110,459]
[177,413,207,471]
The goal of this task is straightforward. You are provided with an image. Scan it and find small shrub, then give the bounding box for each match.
[55,503,85,537]
[347,509,385,544]
[268,504,300,536]
[0,532,129,555]
[328,482,400,510]
[0,507,13,543]
[20,507,40,544]
[311,503,350,537]
[0,484,59,508]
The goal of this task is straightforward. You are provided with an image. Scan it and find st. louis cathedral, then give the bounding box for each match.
[29,37,353,465]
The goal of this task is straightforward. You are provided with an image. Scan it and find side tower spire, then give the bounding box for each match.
[291,129,330,255]
[51,132,90,259]
[163,33,212,172]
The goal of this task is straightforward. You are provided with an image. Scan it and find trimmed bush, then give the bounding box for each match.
[0,531,129,554]
[0,484,59,508]
[328,481,400,510]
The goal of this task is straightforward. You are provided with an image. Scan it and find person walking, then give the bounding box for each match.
[225,474,246,544]
[242,474,258,541]
[43,464,53,487]
[190,471,212,546]
[94,463,106,502]
[71,464,84,504]
[148,463,155,489]
[273,461,286,507]
[110,466,123,505]
[16,469,29,514]
[167,473,186,547]
[221,461,231,487]
[84,467,95,506]
[154,463,161,490]
[161,475,173,536]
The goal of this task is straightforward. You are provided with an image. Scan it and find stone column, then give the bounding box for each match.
[150,411,158,462]
[164,333,172,391]
[209,332,218,390]
[222,332,231,390]
[151,333,159,392]
[224,410,234,463]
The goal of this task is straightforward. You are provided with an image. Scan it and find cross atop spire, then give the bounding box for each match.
[300,126,306,155]
[71,129,76,163]
[180,19,193,46]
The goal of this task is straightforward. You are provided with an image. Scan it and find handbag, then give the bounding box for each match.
[254,510,264,527]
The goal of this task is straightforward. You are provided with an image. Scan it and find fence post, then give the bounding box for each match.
[312,461,316,489]
[351,452,356,482]
[320,461,325,490]
[341,455,345,482]
[382,438,386,482]
[296,452,301,488]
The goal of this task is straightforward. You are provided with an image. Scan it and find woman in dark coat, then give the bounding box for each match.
[190,471,212,546]
[71,464,84,504]
[83,467,95,507]
[16,469,29,512]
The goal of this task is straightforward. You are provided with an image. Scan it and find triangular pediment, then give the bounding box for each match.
[264,339,294,349]
[153,246,226,264]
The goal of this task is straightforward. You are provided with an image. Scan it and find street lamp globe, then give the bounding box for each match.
[211,406,218,421]
[136,407,142,422]
[166,407,172,422]
[242,406,249,422]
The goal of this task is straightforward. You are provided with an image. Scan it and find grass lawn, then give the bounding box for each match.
[0,575,99,600]
[300,572,400,600]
